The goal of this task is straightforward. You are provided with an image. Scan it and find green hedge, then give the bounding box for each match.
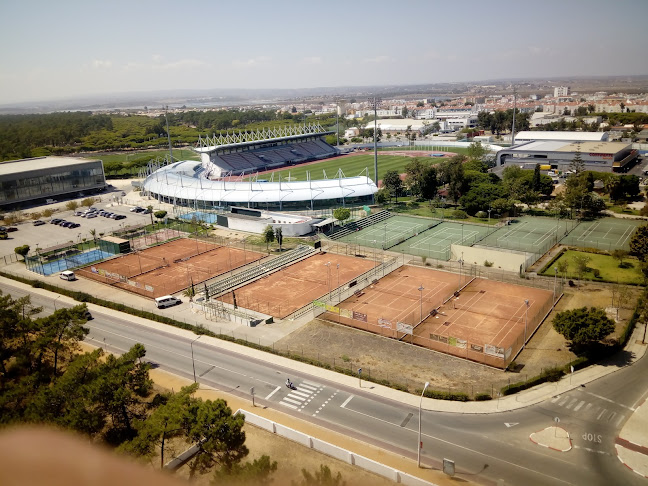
[420,388,470,402]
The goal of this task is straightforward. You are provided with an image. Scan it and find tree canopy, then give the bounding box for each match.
[553,307,615,349]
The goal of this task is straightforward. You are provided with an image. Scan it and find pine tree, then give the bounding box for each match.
[569,144,585,175]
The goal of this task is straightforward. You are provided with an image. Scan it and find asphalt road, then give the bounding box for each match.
[7,281,647,486]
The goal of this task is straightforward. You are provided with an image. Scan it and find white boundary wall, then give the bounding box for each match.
[238,410,437,486]
[450,244,530,272]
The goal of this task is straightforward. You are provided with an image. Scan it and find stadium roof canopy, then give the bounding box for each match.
[143,161,377,204]
[194,124,332,154]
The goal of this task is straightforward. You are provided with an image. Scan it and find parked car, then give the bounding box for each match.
[115,215,126,220]
[109,213,118,219]
[69,223,80,228]
[60,270,76,281]
[143,208,152,214]
[60,221,72,227]
[6,227,18,232]
[129,206,140,212]
[50,219,62,225]
[0,226,6,232]
[74,211,84,216]
[86,213,97,219]
[33,220,45,226]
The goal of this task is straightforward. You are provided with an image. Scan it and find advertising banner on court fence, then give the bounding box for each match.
[397,322,413,335]
[353,311,367,322]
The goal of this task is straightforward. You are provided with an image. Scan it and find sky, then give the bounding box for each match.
[1,0,647,104]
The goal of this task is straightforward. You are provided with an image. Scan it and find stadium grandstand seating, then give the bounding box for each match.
[205,137,337,176]
[326,210,393,240]
[206,244,316,297]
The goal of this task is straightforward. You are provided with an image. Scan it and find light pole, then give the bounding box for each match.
[488,208,491,225]
[524,299,530,347]
[336,263,340,299]
[553,267,558,303]
[324,262,331,300]
[190,335,202,383]
[418,285,424,323]
[368,97,381,185]
[458,252,464,290]
[418,381,430,468]
[53,295,61,311]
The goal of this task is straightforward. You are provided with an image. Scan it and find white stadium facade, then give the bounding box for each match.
[141,124,377,211]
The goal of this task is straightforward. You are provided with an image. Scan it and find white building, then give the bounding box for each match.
[514,130,608,144]
[554,86,571,97]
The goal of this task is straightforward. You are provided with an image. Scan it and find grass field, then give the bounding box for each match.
[541,250,644,285]
[252,153,440,182]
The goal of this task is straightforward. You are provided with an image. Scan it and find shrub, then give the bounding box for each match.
[475,393,493,401]
[421,388,469,401]
[484,260,494,267]
[475,211,487,219]
[592,268,601,278]
[451,210,468,219]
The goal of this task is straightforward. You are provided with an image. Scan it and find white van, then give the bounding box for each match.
[155,295,181,309]
[60,270,76,281]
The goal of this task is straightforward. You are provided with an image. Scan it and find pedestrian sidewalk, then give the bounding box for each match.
[616,391,648,478]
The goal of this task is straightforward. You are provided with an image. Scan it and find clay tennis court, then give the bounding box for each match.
[218,252,377,318]
[322,265,462,337]
[78,238,264,298]
[322,266,555,368]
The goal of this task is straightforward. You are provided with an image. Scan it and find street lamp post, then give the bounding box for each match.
[336,263,340,299]
[553,267,558,303]
[190,335,202,383]
[53,295,61,311]
[418,381,430,468]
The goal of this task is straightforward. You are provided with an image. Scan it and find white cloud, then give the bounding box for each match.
[122,58,208,71]
[362,55,390,64]
[302,56,322,65]
[152,54,163,62]
[92,60,112,69]
[232,56,271,68]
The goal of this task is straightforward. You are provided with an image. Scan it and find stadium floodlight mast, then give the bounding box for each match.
[510,86,517,146]
[164,106,174,162]
[367,97,381,185]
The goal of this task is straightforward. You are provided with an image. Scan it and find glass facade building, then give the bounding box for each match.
[0,156,106,207]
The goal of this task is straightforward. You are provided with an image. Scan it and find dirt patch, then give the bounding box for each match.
[277,282,641,396]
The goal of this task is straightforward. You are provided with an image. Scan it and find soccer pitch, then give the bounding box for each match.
[249,153,433,182]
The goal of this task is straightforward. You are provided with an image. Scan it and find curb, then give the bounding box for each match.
[615,446,648,479]
[529,427,572,452]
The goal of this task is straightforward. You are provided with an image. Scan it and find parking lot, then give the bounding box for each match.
[0,201,153,257]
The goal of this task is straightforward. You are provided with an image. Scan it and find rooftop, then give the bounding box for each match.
[0,156,101,176]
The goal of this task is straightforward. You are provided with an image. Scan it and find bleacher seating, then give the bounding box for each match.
[206,245,316,297]
[326,210,394,240]
[209,138,338,176]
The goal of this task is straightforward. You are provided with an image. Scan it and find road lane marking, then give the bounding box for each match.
[583,391,635,411]
[565,398,578,409]
[400,413,413,427]
[597,409,607,420]
[283,397,302,405]
[291,390,310,398]
[280,402,298,410]
[265,386,281,400]
[340,395,354,408]
[340,404,572,484]
[87,324,278,386]
[573,400,585,412]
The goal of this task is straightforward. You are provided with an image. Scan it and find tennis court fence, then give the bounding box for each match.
[284,256,403,321]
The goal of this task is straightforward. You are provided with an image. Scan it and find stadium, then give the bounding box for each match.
[141,124,377,211]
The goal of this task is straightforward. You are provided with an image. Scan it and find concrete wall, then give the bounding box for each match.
[225,215,314,236]
[451,244,530,272]
[239,410,435,485]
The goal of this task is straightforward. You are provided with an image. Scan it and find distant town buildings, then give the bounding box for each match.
[553,86,571,97]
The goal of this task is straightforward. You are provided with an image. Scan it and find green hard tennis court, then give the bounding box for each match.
[560,218,643,251]
[476,216,578,254]
[391,221,493,260]
[336,215,438,249]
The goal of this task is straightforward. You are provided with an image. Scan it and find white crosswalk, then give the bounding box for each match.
[279,381,324,411]
[550,394,626,425]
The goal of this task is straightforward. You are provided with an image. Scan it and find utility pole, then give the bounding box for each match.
[511,86,517,146]
[164,106,174,162]
[368,97,381,184]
